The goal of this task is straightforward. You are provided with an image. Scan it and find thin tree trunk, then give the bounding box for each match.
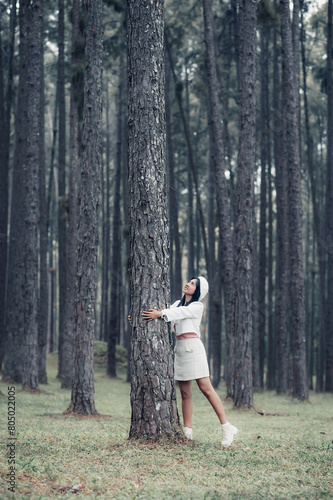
[300,2,326,392]
[0,13,8,372]
[127,0,181,439]
[166,35,209,269]
[0,0,16,371]
[233,0,256,408]
[38,13,48,384]
[266,62,275,390]
[258,25,269,391]
[185,67,195,280]
[68,0,103,415]
[325,0,333,392]
[202,0,235,394]
[165,56,182,301]
[57,0,67,382]
[274,0,289,395]
[280,0,308,400]
[108,54,124,377]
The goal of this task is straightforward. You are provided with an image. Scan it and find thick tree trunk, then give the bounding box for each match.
[280,0,308,400]
[57,0,67,382]
[127,0,181,439]
[61,0,82,388]
[233,0,256,408]
[202,0,235,395]
[3,0,43,390]
[325,0,333,392]
[69,0,103,414]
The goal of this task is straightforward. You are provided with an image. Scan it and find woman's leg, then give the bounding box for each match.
[196,377,227,425]
[177,380,193,428]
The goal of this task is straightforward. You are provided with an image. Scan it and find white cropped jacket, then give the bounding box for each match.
[161,300,204,338]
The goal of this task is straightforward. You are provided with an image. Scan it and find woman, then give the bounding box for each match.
[142,276,238,447]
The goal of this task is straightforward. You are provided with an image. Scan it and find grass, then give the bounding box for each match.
[0,353,332,499]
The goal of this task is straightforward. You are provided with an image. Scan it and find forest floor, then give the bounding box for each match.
[0,353,332,499]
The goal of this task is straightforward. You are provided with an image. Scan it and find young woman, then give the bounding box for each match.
[142,276,238,447]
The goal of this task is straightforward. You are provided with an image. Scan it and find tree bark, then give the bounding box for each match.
[280,0,308,400]
[258,24,269,391]
[0,12,7,372]
[57,0,67,382]
[108,54,124,377]
[61,0,83,388]
[274,0,289,395]
[38,12,48,384]
[127,0,181,439]
[202,0,235,395]
[325,0,333,392]
[0,0,16,371]
[3,0,43,390]
[300,1,326,392]
[166,35,209,269]
[165,55,182,301]
[69,0,103,414]
[233,0,256,408]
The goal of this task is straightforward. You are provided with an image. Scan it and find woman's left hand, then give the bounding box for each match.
[142,309,162,321]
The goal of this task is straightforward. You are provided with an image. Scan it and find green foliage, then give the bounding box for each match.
[94,340,128,367]
[0,357,331,498]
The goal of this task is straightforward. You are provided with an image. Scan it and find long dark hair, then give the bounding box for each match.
[178,277,200,307]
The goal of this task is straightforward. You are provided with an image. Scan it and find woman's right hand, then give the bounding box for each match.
[128,315,132,326]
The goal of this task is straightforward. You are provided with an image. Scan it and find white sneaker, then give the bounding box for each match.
[183,427,193,440]
[221,422,238,447]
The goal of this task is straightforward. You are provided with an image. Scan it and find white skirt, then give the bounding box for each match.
[174,338,210,381]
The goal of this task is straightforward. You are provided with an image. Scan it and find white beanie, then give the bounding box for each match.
[198,276,209,301]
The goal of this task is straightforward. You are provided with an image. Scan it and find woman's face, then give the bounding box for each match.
[183,279,197,296]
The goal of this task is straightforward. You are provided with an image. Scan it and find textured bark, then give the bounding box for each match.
[326,0,333,392]
[166,36,209,269]
[57,0,67,381]
[184,68,195,279]
[3,0,43,390]
[274,0,289,394]
[38,16,48,384]
[166,56,182,302]
[0,14,7,371]
[202,0,235,395]
[61,0,82,388]
[233,0,256,408]
[127,0,181,439]
[266,47,275,390]
[108,55,124,377]
[258,25,269,391]
[0,0,16,371]
[100,81,110,342]
[300,3,326,392]
[280,0,308,400]
[70,0,103,414]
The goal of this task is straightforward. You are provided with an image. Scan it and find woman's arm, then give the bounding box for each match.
[161,302,203,322]
[142,309,162,322]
